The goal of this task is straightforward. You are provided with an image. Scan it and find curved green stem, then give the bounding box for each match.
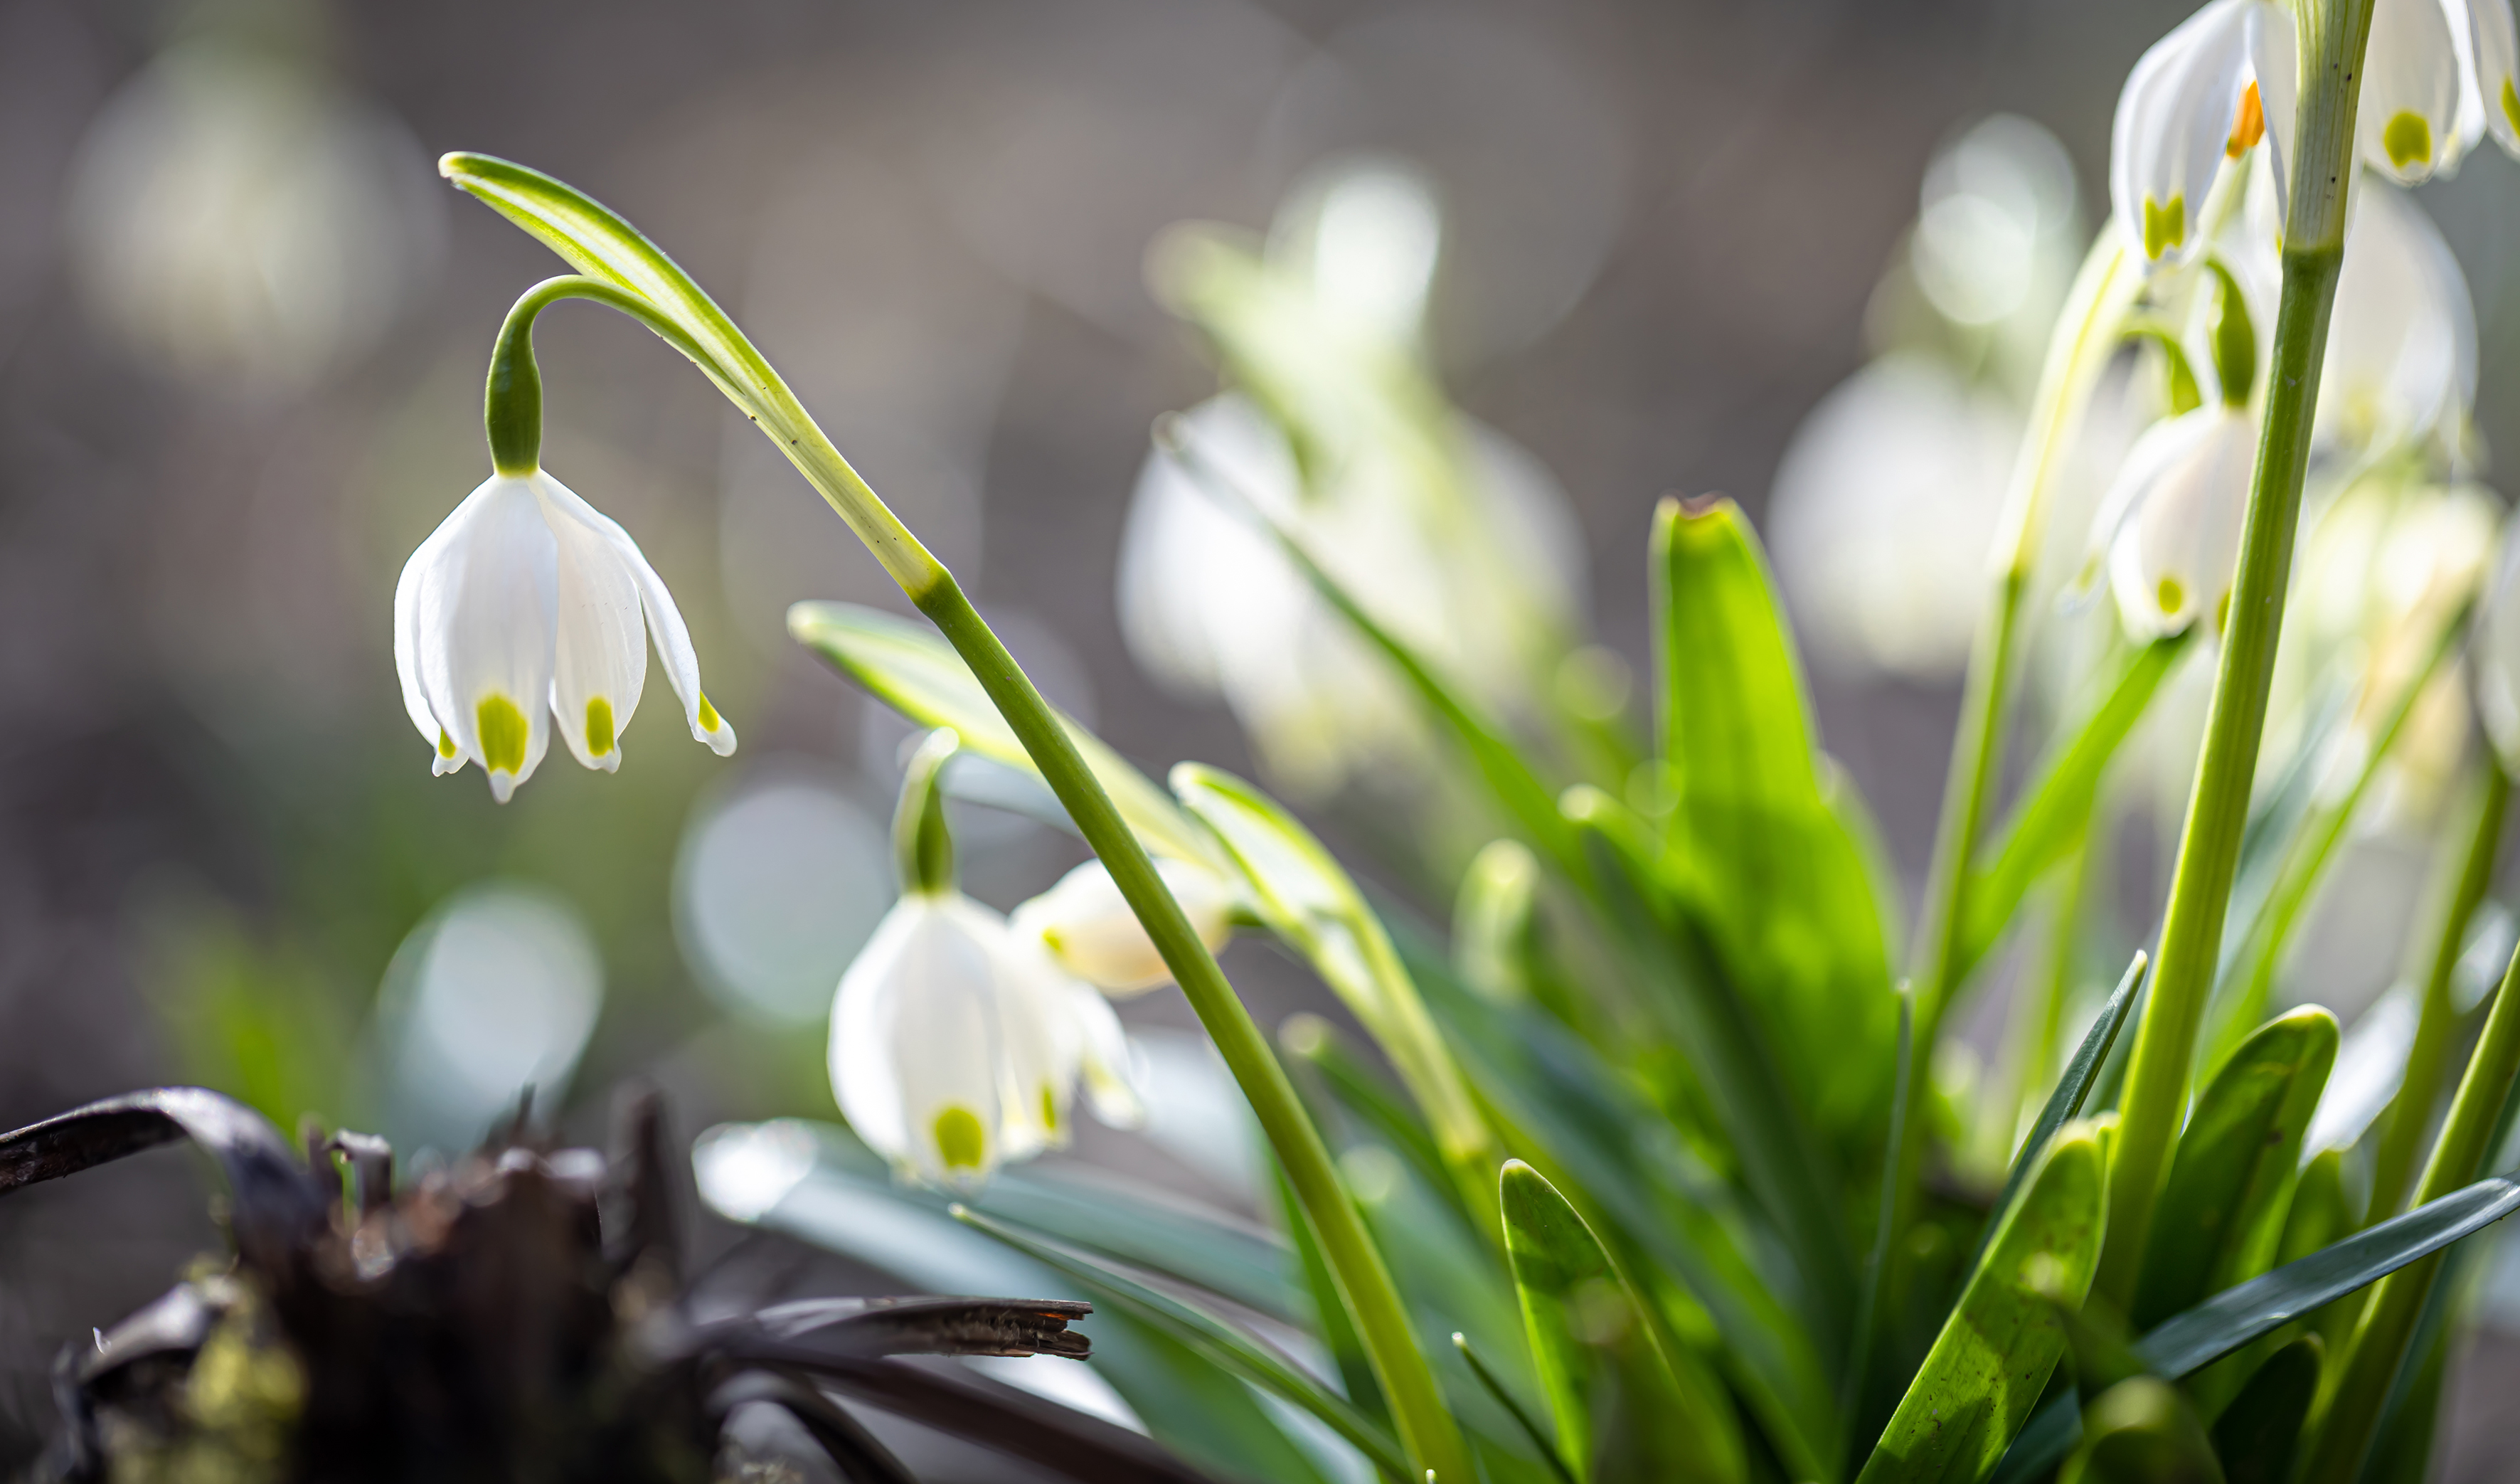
[441,155,1472,1484]
[482,275,712,474]
[2093,0,2377,1310]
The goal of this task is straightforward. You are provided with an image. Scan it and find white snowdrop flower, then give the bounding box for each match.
[2096,406,2260,642]
[2471,0,2520,156]
[393,467,735,802]
[1010,859,1236,997]
[2317,180,2477,459]
[2110,0,2275,265]
[828,731,1145,1189]
[2360,0,2477,181]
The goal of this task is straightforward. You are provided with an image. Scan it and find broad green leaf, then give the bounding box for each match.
[2208,1333,2319,1484]
[692,1120,1334,1484]
[2074,1377,2223,1483]
[788,603,1223,871]
[1650,497,1897,1138]
[1563,788,1857,1347]
[1501,1160,1746,1484]
[1989,1170,2520,1483]
[1392,918,1837,1480]
[1856,1123,2105,1483]
[952,1204,1408,1480]
[1966,953,2146,1281]
[2132,1007,2338,1327]
[1171,763,1493,1184]
[1960,635,2189,976]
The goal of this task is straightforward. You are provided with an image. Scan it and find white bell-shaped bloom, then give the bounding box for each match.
[2110,0,2271,264]
[394,468,735,802]
[2472,0,2520,155]
[2095,406,2260,641]
[1010,858,1237,997]
[2361,0,2475,180]
[2318,180,2476,458]
[829,889,1146,1189]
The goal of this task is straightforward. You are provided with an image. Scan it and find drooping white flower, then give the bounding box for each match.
[2110,0,2277,265]
[394,468,735,802]
[2317,179,2477,459]
[2361,0,2474,181]
[1010,858,1237,997]
[827,731,1145,1189]
[2095,406,2260,641]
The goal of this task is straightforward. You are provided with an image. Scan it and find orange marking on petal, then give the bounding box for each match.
[2227,80,2266,158]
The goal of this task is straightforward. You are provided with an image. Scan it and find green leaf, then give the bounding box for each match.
[1649,497,1897,1138]
[1501,1160,1748,1484]
[1855,1123,2105,1483]
[1171,763,1494,1189]
[787,602,1224,872]
[1966,953,2146,1281]
[2208,1333,2319,1484]
[2132,1007,2337,1328]
[2075,1377,2224,1484]
[951,1204,1410,1480]
[1989,1171,2520,1483]
[1961,635,2189,977]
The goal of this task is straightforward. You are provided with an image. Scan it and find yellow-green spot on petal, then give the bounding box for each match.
[697,693,722,731]
[2216,590,2232,633]
[585,697,616,757]
[1041,1086,1059,1133]
[2383,111,2433,169]
[933,1105,987,1171]
[2143,194,2185,260]
[2157,576,2186,616]
[477,694,529,775]
[437,728,457,760]
[2503,78,2519,137]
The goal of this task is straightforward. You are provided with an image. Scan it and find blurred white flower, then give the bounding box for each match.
[2317,180,2477,460]
[1769,356,2020,679]
[829,733,1142,1190]
[1120,393,1582,795]
[394,469,735,802]
[2093,406,2259,642]
[63,31,437,394]
[2470,517,2520,773]
[1009,858,1235,997]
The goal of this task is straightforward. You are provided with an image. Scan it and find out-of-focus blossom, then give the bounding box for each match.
[1769,358,2020,678]
[2093,406,2260,642]
[829,733,1141,1189]
[2317,180,2477,461]
[2470,517,2520,773]
[1772,117,2082,682]
[394,469,735,802]
[1010,858,1235,997]
[1127,159,1584,795]
[63,26,437,394]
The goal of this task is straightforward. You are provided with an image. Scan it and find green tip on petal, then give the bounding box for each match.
[2143,194,2185,260]
[697,693,722,732]
[2383,111,2433,169]
[2156,576,2186,616]
[2503,78,2519,136]
[1041,1086,1059,1134]
[437,728,457,760]
[933,1105,987,1171]
[585,696,616,758]
[477,694,530,775]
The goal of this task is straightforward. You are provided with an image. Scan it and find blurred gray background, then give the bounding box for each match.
[2,0,2518,1475]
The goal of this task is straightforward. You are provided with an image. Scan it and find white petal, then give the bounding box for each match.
[988,934,1078,1159]
[410,474,558,801]
[828,895,1006,1189]
[534,475,736,758]
[2250,1,2300,224]
[2319,180,2476,455]
[2362,0,2470,180]
[394,498,469,775]
[2111,0,2257,264]
[1062,980,1146,1129]
[2104,408,2258,640]
[2471,0,2520,155]
[530,473,647,773]
[1009,858,1237,997]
